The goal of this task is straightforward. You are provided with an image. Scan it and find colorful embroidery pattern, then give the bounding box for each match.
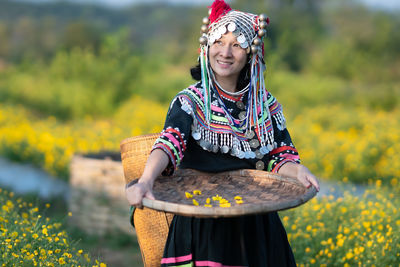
[152,127,187,169]
[176,83,287,160]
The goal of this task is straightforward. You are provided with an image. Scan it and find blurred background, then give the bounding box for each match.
[0,0,399,266]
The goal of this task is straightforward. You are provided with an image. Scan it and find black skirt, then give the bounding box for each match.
[161,212,296,267]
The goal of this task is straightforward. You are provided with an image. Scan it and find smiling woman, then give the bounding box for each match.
[125,0,320,266]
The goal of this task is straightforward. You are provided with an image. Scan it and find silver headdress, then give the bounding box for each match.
[198,1,274,147]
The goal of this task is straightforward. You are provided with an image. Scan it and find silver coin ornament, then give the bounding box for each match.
[253,37,262,46]
[244,151,253,159]
[237,35,246,44]
[209,35,216,44]
[258,29,266,37]
[208,9,212,16]
[267,144,273,151]
[259,13,268,21]
[255,150,264,159]
[236,101,245,110]
[259,21,268,29]
[256,160,265,170]
[199,36,208,45]
[245,130,255,139]
[212,145,219,153]
[227,23,236,32]
[231,147,238,156]
[218,26,227,35]
[201,25,208,33]
[192,131,201,140]
[238,150,245,159]
[249,139,260,148]
[251,45,259,54]
[239,111,247,120]
[240,42,249,49]
[221,145,230,154]
[260,146,269,155]
[202,17,210,25]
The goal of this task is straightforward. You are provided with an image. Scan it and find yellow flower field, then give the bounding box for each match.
[0,188,106,266]
[1,100,398,184]
[0,97,166,179]
[281,181,399,266]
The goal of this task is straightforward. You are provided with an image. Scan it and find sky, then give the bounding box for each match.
[12,0,400,10]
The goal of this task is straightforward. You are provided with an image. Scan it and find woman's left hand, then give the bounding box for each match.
[278,163,320,192]
[296,164,320,192]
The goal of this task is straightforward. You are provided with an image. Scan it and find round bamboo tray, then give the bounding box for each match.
[131,168,317,218]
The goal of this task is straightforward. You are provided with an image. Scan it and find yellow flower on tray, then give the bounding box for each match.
[193,199,199,206]
[206,198,211,204]
[212,195,222,201]
[220,199,229,204]
[220,203,231,208]
[204,204,212,208]
[193,190,202,195]
[185,192,193,199]
[236,199,244,204]
[234,196,242,200]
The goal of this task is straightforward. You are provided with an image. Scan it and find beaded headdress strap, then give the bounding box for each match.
[198,0,271,144]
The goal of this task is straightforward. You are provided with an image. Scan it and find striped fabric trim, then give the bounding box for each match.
[152,127,186,168]
[270,146,298,155]
[161,253,246,267]
[195,261,246,267]
[161,254,193,264]
[272,158,298,173]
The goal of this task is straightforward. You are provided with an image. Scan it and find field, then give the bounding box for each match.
[0,0,399,265]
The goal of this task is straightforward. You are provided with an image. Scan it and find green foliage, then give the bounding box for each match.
[0,30,142,120]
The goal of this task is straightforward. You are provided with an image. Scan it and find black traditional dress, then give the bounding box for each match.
[152,82,299,267]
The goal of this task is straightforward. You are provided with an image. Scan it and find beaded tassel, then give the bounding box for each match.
[200,45,212,125]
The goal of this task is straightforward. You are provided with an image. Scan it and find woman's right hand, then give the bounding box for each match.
[126,181,155,209]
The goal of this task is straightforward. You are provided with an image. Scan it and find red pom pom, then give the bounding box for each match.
[208,0,232,24]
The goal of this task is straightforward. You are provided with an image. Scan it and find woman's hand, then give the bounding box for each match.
[125,181,155,209]
[295,164,320,192]
[278,162,320,192]
[125,148,170,208]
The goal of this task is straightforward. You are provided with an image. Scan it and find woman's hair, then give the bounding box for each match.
[190,60,251,91]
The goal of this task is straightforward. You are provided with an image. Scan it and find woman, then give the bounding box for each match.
[126,0,320,266]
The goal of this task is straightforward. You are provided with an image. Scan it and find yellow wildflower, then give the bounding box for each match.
[185,192,193,199]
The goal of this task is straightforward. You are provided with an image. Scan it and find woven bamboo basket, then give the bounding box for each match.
[120,134,174,267]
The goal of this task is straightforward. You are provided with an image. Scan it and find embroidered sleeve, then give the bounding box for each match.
[151,94,193,175]
[266,93,300,173]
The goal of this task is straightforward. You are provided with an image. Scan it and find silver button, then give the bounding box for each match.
[255,150,263,159]
[192,132,201,140]
[249,139,260,148]
[245,130,255,139]
[221,146,229,154]
[256,160,265,170]
[239,111,247,120]
[236,101,245,110]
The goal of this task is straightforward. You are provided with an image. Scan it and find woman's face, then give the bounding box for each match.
[209,31,248,86]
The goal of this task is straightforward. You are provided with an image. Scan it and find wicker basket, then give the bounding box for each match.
[120,134,174,267]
